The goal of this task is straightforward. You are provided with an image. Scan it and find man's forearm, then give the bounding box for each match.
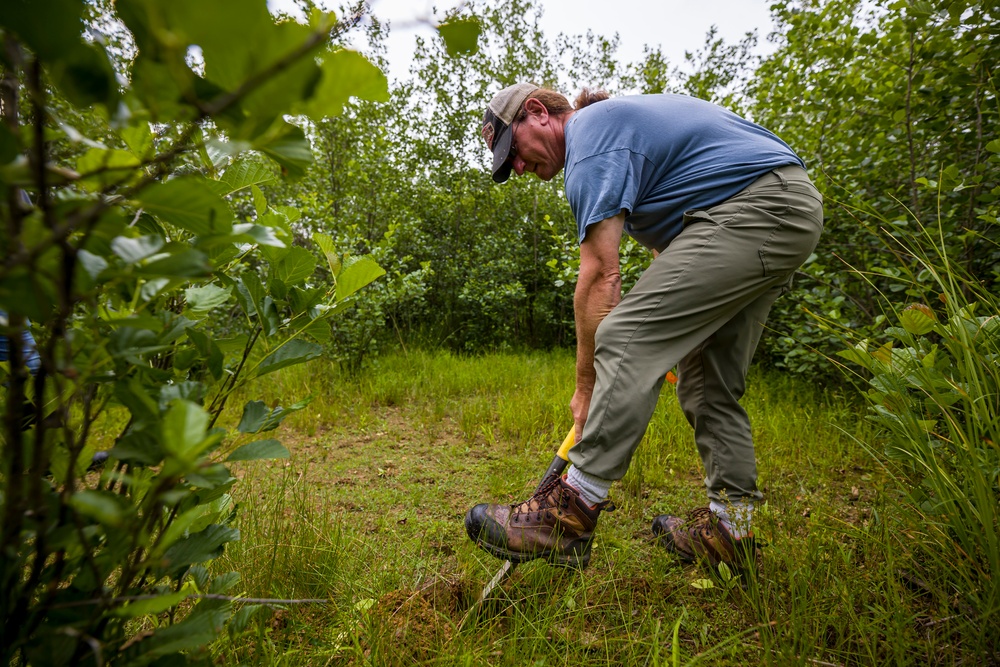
[574,265,621,395]
[571,214,625,434]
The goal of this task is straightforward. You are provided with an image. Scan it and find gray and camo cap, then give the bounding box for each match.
[482,82,537,183]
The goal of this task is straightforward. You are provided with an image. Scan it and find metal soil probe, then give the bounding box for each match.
[462,426,576,625]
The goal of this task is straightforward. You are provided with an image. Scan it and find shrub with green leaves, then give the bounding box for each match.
[749,0,1000,377]
[0,0,478,664]
[838,221,1000,645]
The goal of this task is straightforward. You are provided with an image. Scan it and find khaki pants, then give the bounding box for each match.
[569,165,824,504]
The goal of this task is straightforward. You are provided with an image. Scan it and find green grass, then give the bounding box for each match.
[209,349,992,666]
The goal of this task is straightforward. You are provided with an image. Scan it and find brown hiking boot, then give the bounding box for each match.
[652,507,760,569]
[464,475,612,569]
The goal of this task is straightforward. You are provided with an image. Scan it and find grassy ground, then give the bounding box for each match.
[209,350,979,666]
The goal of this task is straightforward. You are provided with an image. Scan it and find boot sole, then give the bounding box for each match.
[473,537,592,569]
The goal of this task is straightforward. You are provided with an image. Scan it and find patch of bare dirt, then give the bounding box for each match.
[361,577,472,663]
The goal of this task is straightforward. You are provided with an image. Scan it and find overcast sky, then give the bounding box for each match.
[350,0,779,83]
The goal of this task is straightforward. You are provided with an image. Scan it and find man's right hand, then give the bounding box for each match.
[570,386,593,444]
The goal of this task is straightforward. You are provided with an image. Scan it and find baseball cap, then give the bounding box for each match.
[481,82,537,183]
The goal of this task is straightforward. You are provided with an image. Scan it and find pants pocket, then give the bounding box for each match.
[683,193,749,228]
[757,196,823,279]
[682,209,714,227]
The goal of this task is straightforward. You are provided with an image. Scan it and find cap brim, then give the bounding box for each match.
[490,122,514,183]
[493,164,513,183]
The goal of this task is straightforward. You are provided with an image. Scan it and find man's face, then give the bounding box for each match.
[507,109,564,182]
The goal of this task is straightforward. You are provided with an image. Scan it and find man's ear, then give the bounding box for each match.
[523,98,549,122]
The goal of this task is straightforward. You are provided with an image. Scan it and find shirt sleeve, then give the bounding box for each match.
[564,149,646,244]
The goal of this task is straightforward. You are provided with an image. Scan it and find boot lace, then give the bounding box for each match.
[512,474,564,522]
[686,507,718,538]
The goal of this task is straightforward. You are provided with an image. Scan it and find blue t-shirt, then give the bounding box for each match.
[563,94,804,251]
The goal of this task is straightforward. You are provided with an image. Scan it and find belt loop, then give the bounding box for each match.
[771,168,788,190]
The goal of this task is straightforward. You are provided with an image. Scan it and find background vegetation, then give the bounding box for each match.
[1,0,997,664]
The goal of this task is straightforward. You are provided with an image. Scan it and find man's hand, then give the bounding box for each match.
[570,387,593,443]
[572,212,625,441]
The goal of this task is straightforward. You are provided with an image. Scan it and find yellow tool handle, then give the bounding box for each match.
[556,425,575,461]
[536,426,576,491]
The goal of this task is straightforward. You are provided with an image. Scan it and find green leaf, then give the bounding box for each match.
[196,224,287,251]
[226,439,290,461]
[252,185,267,216]
[70,490,130,528]
[258,210,293,236]
[163,494,235,544]
[123,602,229,661]
[114,589,191,618]
[900,304,936,336]
[300,317,332,345]
[274,206,301,224]
[272,246,317,286]
[111,235,164,264]
[160,524,240,577]
[111,429,165,466]
[185,284,232,315]
[233,223,286,247]
[256,123,314,180]
[138,248,212,278]
[187,327,224,380]
[219,157,277,195]
[165,0,274,86]
[236,397,312,433]
[237,400,269,434]
[690,578,714,590]
[49,40,119,108]
[159,381,206,409]
[0,0,84,62]
[336,256,385,301]
[261,297,281,336]
[309,49,389,117]
[312,232,341,275]
[288,285,324,314]
[437,19,482,57]
[123,54,191,122]
[77,249,109,282]
[228,604,266,638]
[120,122,154,158]
[185,462,234,491]
[0,270,53,322]
[162,400,211,459]
[153,0,322,131]
[254,339,322,378]
[209,571,241,595]
[113,375,160,424]
[234,21,324,126]
[238,272,266,320]
[837,346,874,370]
[76,148,141,190]
[134,176,234,236]
[109,327,170,364]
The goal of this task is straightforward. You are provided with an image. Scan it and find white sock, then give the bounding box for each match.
[565,466,613,507]
[710,499,754,539]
